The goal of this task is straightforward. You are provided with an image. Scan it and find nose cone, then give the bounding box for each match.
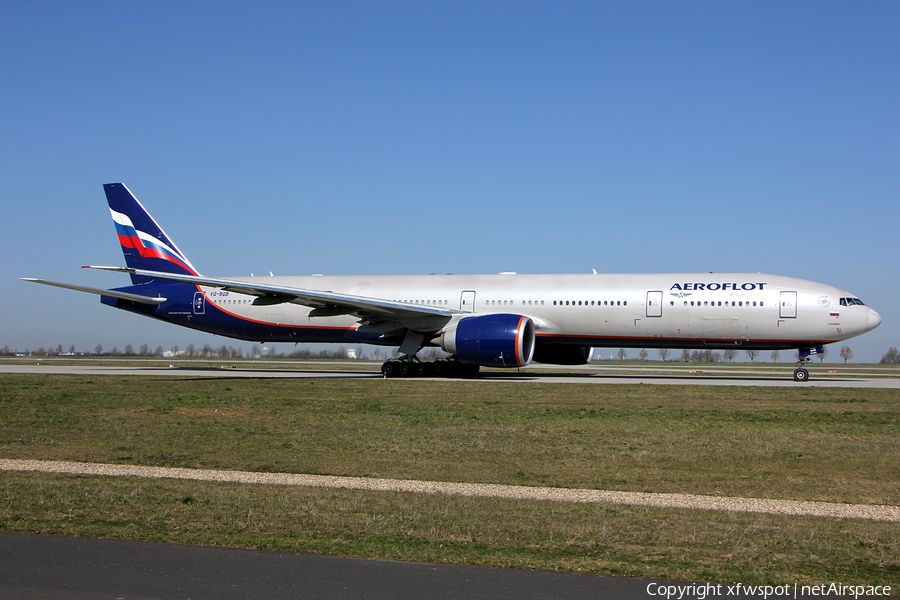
[867,307,882,332]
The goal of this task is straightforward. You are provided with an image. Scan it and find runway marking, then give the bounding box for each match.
[3,459,898,522]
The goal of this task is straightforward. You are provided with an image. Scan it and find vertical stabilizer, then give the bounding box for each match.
[103,183,199,283]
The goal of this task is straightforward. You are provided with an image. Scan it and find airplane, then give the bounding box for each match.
[23,183,882,381]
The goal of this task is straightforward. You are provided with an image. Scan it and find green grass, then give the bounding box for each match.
[1,374,898,589]
[3,471,898,586]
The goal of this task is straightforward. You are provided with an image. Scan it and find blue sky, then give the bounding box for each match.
[2,1,897,362]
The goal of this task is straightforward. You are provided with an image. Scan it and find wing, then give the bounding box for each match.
[84,267,453,328]
[20,278,167,305]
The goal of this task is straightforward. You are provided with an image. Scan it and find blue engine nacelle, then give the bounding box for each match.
[439,314,535,368]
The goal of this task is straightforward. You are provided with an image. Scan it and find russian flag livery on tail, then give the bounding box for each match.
[104,183,198,280]
[23,183,881,380]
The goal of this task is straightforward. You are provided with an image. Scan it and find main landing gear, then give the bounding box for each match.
[381,356,480,378]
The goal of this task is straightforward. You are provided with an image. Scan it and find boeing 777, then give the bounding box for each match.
[23,183,881,381]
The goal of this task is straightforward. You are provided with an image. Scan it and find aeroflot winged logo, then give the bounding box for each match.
[670,282,767,291]
[110,208,198,276]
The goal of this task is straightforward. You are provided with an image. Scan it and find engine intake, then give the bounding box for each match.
[439,314,535,368]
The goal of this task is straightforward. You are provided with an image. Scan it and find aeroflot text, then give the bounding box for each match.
[670,283,767,292]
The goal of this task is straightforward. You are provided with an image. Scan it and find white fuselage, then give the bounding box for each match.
[196,272,880,351]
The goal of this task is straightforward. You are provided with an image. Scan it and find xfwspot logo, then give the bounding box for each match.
[645,582,893,599]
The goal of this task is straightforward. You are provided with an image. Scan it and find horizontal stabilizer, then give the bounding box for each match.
[20,278,166,305]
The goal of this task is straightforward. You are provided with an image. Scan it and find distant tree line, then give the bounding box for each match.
[600,344,890,364]
[4,342,899,364]
[0,343,450,361]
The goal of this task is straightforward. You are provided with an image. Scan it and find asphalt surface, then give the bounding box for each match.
[0,532,658,600]
[3,362,900,388]
[1,533,863,600]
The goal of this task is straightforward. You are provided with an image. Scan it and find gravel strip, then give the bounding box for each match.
[3,458,898,522]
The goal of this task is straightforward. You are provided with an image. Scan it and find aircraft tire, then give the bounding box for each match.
[382,359,477,378]
[793,368,809,382]
[454,364,480,378]
[435,359,459,376]
[381,360,399,377]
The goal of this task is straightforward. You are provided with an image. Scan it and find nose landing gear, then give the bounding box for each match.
[793,345,824,381]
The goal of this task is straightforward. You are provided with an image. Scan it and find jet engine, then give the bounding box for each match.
[438,314,535,368]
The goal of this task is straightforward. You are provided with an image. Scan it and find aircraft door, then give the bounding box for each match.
[193,292,205,314]
[780,291,797,318]
[646,291,663,317]
[460,291,476,312]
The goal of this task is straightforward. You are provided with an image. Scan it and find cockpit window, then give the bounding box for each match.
[840,298,866,306]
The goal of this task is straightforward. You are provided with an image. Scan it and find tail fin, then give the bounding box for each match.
[103,183,199,283]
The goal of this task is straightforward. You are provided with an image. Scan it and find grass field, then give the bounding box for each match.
[1,372,898,589]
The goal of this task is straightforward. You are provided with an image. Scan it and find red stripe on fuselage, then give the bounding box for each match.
[534,332,839,345]
[205,294,353,331]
